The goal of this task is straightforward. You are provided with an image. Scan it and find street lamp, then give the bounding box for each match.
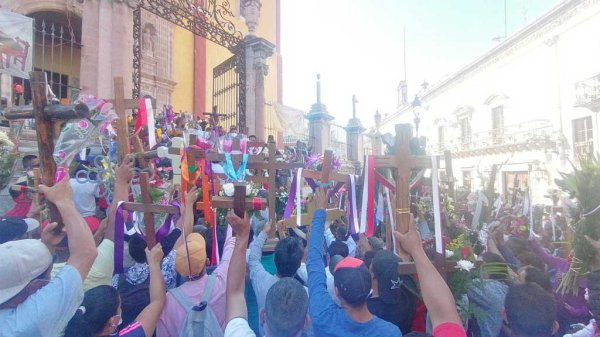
[412,95,422,137]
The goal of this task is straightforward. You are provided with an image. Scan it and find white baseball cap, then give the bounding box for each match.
[0,239,52,305]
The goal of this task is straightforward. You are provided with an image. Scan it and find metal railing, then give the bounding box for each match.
[575,73,600,110]
[433,119,555,153]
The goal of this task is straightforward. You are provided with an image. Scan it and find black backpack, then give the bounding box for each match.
[117,273,151,329]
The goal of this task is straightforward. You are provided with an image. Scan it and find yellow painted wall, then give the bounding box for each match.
[171,26,194,113]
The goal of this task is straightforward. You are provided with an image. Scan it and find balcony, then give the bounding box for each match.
[575,74,600,112]
[433,119,557,158]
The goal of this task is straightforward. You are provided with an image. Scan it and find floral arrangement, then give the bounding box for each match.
[555,157,600,294]
[0,131,16,190]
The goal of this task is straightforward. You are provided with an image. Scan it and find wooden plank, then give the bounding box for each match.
[5,103,90,120]
[29,71,63,227]
[197,196,268,212]
[114,77,130,163]
[140,172,156,248]
[106,98,155,110]
[121,203,180,214]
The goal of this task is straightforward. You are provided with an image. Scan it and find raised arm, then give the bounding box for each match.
[105,159,134,242]
[248,221,271,277]
[175,187,198,248]
[393,217,463,329]
[225,210,251,323]
[307,187,336,318]
[136,243,166,337]
[39,175,97,280]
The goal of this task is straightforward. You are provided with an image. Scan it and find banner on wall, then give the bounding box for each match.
[0,10,33,79]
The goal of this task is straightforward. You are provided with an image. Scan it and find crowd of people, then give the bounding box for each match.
[1,154,600,337]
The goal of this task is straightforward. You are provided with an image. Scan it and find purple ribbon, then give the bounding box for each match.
[114,203,126,274]
[283,173,298,219]
[113,201,181,275]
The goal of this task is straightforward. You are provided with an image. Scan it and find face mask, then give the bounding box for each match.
[503,234,510,242]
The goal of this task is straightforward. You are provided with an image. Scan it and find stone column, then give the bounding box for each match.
[346,118,365,162]
[80,0,134,98]
[243,36,274,140]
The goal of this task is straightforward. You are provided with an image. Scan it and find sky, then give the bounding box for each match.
[280,0,562,129]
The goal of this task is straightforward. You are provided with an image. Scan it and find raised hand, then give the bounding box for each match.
[41,221,66,248]
[314,186,328,210]
[115,157,135,183]
[226,210,250,238]
[184,186,199,209]
[393,214,423,258]
[145,243,164,267]
[38,175,73,208]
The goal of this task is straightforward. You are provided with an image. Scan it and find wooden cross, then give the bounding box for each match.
[121,171,179,248]
[109,77,156,163]
[374,124,435,235]
[203,105,227,128]
[275,150,349,238]
[301,150,349,184]
[245,141,303,222]
[276,196,345,239]
[4,71,91,227]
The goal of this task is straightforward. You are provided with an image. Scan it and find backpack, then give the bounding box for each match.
[169,275,224,337]
[117,273,151,329]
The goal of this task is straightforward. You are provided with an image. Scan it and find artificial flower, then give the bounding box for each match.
[222,183,235,197]
[455,260,475,272]
[445,249,455,258]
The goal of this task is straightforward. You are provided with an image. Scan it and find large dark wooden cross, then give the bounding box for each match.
[4,71,90,227]
[373,124,460,279]
[121,171,179,248]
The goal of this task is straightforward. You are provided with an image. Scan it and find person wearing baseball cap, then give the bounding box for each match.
[158,221,237,336]
[306,187,401,337]
[368,249,418,334]
[0,217,40,244]
[0,175,98,337]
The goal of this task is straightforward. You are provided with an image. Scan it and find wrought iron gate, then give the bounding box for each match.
[212,52,245,132]
[132,0,246,129]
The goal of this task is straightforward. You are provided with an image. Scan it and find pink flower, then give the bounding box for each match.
[57,150,66,160]
[78,120,89,129]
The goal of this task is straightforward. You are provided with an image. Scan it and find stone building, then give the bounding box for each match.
[0,0,283,140]
[382,0,600,204]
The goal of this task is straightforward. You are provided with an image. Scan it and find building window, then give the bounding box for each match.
[459,117,471,148]
[492,105,504,143]
[572,116,594,159]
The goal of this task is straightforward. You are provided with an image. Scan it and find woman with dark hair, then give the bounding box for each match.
[64,244,165,337]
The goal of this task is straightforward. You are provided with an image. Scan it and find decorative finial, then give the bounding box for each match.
[352,94,358,119]
[316,74,321,104]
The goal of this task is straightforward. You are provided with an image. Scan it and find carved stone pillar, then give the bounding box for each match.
[346,118,365,162]
[80,0,134,97]
[306,75,334,154]
[243,36,274,140]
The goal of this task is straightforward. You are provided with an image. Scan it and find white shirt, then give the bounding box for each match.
[69,178,99,217]
[224,317,255,337]
[324,227,357,257]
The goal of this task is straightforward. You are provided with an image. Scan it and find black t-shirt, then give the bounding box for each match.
[367,294,416,334]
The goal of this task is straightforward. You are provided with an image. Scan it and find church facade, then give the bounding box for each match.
[0,0,282,139]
